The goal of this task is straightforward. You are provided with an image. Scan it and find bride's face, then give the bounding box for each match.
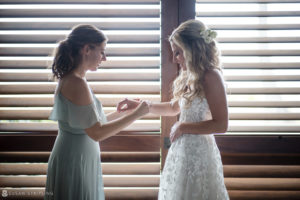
[170,42,187,71]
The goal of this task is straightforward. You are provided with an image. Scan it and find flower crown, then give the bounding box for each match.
[199,29,217,44]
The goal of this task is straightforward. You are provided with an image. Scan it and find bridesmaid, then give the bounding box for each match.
[44,24,149,200]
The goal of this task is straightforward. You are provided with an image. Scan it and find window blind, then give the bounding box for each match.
[0,0,161,199]
[196,0,300,135]
[195,2,300,199]
[0,0,161,133]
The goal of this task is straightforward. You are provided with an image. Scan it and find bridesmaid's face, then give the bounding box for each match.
[85,42,107,71]
[170,42,187,71]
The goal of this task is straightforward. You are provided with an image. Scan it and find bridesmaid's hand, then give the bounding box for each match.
[117,98,140,112]
[135,100,150,117]
[170,121,183,143]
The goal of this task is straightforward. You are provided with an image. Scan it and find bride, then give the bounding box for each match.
[118,19,229,200]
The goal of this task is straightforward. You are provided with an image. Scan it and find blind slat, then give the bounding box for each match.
[1,163,299,177]
[0,30,160,43]
[0,5,160,17]
[223,62,300,69]
[1,188,300,200]
[0,44,160,56]
[1,94,299,107]
[0,56,160,68]
[0,175,160,187]
[2,69,300,81]
[0,82,160,94]
[0,94,160,106]
[208,24,300,30]
[228,120,300,132]
[0,107,159,119]
[197,0,300,2]
[0,0,159,3]
[0,163,161,175]
[197,11,300,17]
[1,120,299,132]
[3,56,299,69]
[1,82,299,94]
[218,37,300,43]
[1,176,300,190]
[0,69,160,81]
[0,120,161,132]
[2,45,300,56]
[1,107,299,120]
[0,18,160,30]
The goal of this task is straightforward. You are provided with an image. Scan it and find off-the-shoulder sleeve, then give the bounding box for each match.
[49,95,102,129]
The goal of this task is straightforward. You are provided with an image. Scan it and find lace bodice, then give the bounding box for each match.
[179,96,212,123]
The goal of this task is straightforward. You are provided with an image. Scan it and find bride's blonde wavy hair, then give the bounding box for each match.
[170,19,222,106]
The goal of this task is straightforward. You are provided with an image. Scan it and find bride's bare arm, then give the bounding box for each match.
[117,98,180,117]
[148,100,180,116]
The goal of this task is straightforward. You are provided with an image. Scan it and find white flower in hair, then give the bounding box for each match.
[200,29,217,44]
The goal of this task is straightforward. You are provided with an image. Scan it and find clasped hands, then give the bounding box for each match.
[117,98,183,143]
[116,98,150,117]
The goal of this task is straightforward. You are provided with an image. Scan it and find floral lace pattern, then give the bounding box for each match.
[158,96,229,200]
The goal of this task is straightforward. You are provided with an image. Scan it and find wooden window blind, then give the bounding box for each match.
[0,0,161,199]
[194,1,300,199]
[196,0,300,136]
[0,0,161,134]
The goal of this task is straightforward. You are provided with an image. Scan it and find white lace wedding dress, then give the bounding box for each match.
[158,96,229,200]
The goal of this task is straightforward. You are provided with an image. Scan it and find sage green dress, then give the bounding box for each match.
[44,89,107,200]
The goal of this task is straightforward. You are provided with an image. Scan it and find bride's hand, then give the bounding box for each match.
[117,98,140,112]
[170,122,183,143]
